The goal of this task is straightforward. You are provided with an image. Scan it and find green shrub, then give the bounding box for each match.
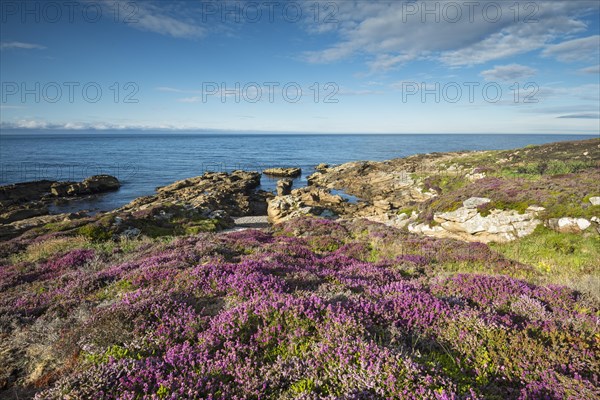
[77,224,113,242]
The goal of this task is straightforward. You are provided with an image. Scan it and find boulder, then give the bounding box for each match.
[276,179,293,196]
[263,167,301,178]
[589,196,600,206]
[547,217,591,233]
[315,163,329,172]
[81,175,121,193]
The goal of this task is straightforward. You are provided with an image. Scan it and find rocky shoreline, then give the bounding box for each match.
[1,138,599,245]
[1,138,599,399]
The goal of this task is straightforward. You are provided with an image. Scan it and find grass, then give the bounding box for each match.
[490,226,600,300]
[10,236,91,264]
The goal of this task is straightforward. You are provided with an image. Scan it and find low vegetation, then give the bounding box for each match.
[1,217,598,398]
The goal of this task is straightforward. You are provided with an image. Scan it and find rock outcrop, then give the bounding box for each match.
[50,175,120,197]
[407,198,544,243]
[276,179,293,196]
[110,171,268,237]
[0,176,121,240]
[267,187,347,224]
[0,171,270,241]
[547,217,592,234]
[263,167,301,177]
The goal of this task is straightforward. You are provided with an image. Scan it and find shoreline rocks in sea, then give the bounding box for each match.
[50,175,120,197]
[263,167,301,177]
[1,138,599,244]
[0,175,121,241]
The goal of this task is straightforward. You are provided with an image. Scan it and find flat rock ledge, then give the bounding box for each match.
[263,167,301,178]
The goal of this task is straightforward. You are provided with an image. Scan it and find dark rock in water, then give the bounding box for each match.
[51,175,120,197]
[263,167,301,178]
[0,175,119,240]
[276,179,293,196]
[0,180,54,206]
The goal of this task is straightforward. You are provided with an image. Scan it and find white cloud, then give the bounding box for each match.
[0,119,183,131]
[108,1,205,39]
[480,64,537,82]
[0,41,46,50]
[542,35,600,62]
[579,64,600,74]
[178,96,202,103]
[300,1,595,70]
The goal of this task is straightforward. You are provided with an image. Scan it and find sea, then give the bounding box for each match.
[0,132,595,213]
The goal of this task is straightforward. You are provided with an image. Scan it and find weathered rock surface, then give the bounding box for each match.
[109,171,268,237]
[267,187,348,224]
[276,179,293,196]
[300,139,600,242]
[263,167,301,177]
[0,171,269,241]
[50,175,120,197]
[0,176,121,240]
[0,180,54,207]
[547,217,592,233]
[407,199,544,243]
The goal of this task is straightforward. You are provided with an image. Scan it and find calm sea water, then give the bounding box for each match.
[0,132,594,213]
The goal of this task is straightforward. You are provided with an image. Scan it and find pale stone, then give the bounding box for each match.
[589,196,600,206]
[461,214,492,234]
[526,205,545,213]
[548,217,591,233]
[513,220,541,237]
[436,208,477,223]
[576,218,591,231]
[462,197,491,209]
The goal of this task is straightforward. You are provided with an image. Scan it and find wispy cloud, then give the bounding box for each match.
[0,41,46,50]
[111,1,204,39]
[0,119,183,130]
[178,96,202,103]
[578,64,600,74]
[557,113,600,119]
[301,1,594,70]
[542,35,600,62]
[156,86,200,94]
[480,64,537,82]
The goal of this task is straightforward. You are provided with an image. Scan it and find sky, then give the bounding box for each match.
[0,0,599,134]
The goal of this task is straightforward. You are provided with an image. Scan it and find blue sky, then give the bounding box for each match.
[1,0,599,134]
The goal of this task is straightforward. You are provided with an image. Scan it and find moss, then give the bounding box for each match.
[478,200,530,216]
[423,174,469,194]
[183,219,219,235]
[397,206,416,216]
[43,221,77,233]
[289,378,316,394]
[84,344,140,365]
[77,224,113,242]
[156,385,169,398]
